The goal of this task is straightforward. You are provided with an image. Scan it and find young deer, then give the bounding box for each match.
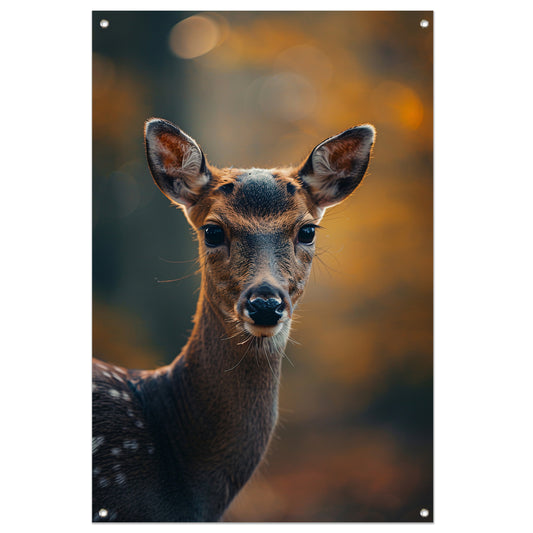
[92,118,375,521]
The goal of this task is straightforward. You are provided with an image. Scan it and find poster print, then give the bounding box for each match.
[92,11,433,522]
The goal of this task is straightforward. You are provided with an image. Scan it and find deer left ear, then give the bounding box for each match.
[299,125,376,209]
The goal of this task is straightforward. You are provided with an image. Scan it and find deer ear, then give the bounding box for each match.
[144,118,210,208]
[299,125,376,209]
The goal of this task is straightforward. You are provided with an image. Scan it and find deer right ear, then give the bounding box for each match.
[144,118,210,208]
[298,125,376,210]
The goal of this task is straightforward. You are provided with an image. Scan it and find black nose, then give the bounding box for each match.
[246,297,285,326]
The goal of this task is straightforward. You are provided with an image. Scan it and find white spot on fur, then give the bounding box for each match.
[98,508,108,518]
[108,389,120,399]
[98,477,110,488]
[115,472,126,485]
[135,420,144,429]
[121,391,131,401]
[111,447,121,456]
[92,436,105,454]
[123,440,138,451]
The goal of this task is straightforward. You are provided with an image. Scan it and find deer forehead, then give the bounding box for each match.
[201,168,316,230]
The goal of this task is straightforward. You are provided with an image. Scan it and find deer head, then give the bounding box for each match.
[144,118,375,343]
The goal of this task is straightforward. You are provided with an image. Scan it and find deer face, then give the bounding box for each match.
[145,119,375,339]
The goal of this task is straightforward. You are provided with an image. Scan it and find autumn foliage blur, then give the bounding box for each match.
[93,11,433,521]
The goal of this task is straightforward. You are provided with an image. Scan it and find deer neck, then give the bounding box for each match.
[178,289,285,457]
[138,288,287,518]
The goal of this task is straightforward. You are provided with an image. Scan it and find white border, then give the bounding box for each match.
[2,1,532,531]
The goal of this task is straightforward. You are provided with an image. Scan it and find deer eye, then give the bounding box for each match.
[204,225,225,247]
[297,225,316,245]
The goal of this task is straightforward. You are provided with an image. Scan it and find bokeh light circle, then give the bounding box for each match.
[169,15,223,59]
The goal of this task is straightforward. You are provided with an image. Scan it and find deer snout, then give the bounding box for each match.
[247,297,285,326]
[238,283,292,328]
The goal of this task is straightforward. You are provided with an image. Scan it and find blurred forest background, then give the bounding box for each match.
[93,11,433,522]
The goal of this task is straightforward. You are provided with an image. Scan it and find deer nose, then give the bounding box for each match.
[243,284,289,326]
[246,297,285,326]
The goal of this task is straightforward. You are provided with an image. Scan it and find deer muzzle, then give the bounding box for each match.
[246,297,285,326]
[237,282,292,334]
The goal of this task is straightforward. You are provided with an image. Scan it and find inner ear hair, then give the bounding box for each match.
[144,118,210,208]
[312,125,375,178]
[299,125,376,209]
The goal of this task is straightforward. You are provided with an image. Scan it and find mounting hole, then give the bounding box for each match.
[100,19,109,29]
[420,19,429,28]
[98,508,108,518]
[420,508,430,518]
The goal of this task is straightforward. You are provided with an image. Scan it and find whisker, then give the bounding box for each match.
[220,330,242,342]
[223,329,255,371]
[262,342,276,378]
[282,351,295,367]
[156,271,198,284]
[224,349,249,372]
[158,256,199,265]
[315,248,342,276]
[286,336,301,346]
[237,335,253,346]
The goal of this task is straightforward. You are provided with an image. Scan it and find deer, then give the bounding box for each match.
[92,117,375,522]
